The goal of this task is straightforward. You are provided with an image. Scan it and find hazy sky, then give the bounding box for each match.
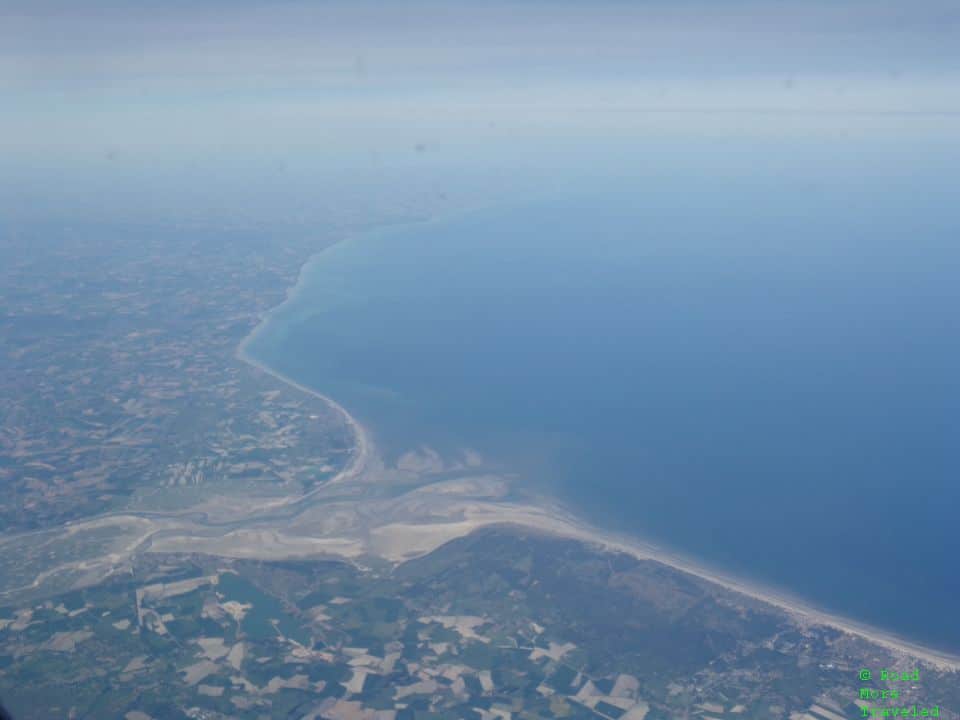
[7,1,958,93]
[3,0,959,225]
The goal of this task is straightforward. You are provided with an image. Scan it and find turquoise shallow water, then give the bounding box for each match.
[246,168,960,652]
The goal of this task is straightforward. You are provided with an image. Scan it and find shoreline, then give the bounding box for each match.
[421,497,960,672]
[235,237,377,493]
[235,345,373,501]
[589,523,960,671]
[234,240,960,673]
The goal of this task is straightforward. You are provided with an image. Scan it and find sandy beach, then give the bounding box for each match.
[237,345,372,488]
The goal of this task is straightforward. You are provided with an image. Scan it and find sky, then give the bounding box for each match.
[2,0,959,225]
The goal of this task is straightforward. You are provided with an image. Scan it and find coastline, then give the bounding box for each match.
[235,343,373,508]
[234,240,960,673]
[592,525,960,671]
[235,237,377,493]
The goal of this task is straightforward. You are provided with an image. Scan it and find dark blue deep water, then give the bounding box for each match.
[247,168,960,652]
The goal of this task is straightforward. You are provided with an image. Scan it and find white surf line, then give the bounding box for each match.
[234,345,372,507]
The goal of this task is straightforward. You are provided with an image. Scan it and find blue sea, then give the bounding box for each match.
[245,146,960,652]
